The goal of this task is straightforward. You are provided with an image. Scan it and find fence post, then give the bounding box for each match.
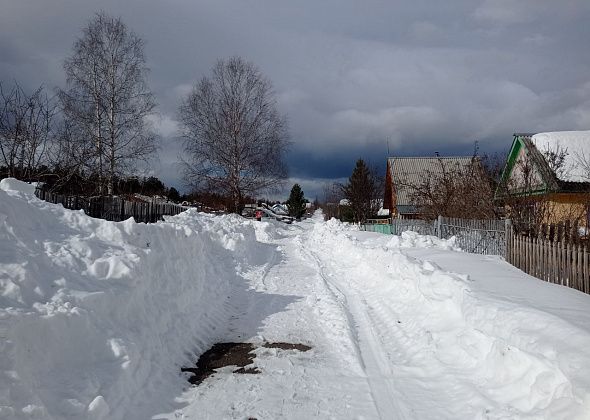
[436,215,443,239]
[504,219,511,260]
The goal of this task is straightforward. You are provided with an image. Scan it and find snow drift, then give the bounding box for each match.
[0,179,274,420]
[307,218,590,419]
[2,181,590,419]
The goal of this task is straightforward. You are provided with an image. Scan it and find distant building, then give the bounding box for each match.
[384,156,474,219]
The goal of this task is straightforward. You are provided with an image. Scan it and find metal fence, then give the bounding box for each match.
[392,219,435,236]
[439,216,507,256]
[35,188,186,223]
[363,219,436,236]
[363,216,506,256]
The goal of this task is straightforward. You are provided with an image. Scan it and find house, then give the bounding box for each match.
[497,131,590,227]
[383,156,474,219]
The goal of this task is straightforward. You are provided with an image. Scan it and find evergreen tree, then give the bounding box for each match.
[286,183,306,219]
[142,176,166,195]
[343,159,382,223]
[167,187,181,202]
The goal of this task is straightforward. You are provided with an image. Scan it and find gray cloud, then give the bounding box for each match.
[1,0,589,199]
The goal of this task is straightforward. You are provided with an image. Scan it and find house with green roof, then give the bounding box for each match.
[497,131,590,227]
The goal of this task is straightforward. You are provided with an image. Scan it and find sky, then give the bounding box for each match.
[1,0,590,200]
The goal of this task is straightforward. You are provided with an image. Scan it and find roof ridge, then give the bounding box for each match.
[387,156,474,159]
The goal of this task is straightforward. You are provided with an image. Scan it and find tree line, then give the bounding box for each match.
[1,12,289,211]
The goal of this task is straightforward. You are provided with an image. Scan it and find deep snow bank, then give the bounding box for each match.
[0,179,272,420]
[307,218,590,419]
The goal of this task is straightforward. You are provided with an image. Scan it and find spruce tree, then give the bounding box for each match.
[286,183,306,219]
[343,159,381,223]
[167,187,181,202]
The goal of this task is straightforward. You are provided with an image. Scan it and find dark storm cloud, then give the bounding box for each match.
[2,0,590,198]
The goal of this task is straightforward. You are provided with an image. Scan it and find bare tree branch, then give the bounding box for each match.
[59,12,157,195]
[178,56,289,213]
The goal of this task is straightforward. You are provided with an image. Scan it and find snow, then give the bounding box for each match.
[377,207,390,216]
[531,130,590,182]
[1,178,590,419]
[0,179,261,419]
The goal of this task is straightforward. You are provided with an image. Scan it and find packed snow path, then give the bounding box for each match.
[165,214,590,420]
[1,180,589,419]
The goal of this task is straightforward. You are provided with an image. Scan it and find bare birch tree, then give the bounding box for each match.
[179,56,289,213]
[321,182,344,220]
[0,82,56,179]
[45,118,95,193]
[59,12,156,194]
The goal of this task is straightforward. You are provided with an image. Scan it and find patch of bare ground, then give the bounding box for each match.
[181,342,311,385]
[263,342,312,352]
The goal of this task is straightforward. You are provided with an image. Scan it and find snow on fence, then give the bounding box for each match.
[363,216,590,295]
[392,218,436,236]
[363,218,437,236]
[35,188,186,223]
[506,226,590,294]
[364,216,505,255]
[438,216,507,256]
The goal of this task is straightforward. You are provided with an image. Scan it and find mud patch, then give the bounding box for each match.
[264,342,312,352]
[182,342,311,385]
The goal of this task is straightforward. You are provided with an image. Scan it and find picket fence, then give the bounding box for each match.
[363,216,590,295]
[506,227,590,294]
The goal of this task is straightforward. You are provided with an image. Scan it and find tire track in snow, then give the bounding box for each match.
[301,241,410,420]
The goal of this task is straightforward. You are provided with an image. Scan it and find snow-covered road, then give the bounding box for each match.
[164,215,590,420]
[1,179,590,420]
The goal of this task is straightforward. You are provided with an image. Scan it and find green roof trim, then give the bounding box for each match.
[495,134,550,199]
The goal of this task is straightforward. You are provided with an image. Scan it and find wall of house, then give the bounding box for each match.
[545,193,590,226]
[384,161,395,216]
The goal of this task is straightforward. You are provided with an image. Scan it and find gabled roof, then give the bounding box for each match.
[530,131,590,183]
[388,156,474,207]
[498,132,590,197]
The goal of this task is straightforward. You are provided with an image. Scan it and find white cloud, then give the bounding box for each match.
[409,21,440,41]
[472,0,588,25]
[147,114,179,138]
[473,0,533,25]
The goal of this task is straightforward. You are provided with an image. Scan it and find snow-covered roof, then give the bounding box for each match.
[271,203,288,215]
[530,131,590,182]
[377,207,389,216]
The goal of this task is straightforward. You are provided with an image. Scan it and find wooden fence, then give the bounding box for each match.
[35,188,186,223]
[364,216,590,294]
[517,220,585,245]
[506,227,590,294]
